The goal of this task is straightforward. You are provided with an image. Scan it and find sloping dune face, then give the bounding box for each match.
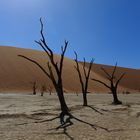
[0,46,107,93]
[0,46,138,93]
[80,62,140,93]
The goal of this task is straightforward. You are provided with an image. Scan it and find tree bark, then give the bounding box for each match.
[112,89,122,105]
[83,92,88,106]
[56,87,69,114]
[33,90,36,95]
[33,82,37,95]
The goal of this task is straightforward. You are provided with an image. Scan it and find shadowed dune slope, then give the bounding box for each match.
[0,46,138,93]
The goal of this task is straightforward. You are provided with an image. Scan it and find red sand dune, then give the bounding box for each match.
[0,46,139,93]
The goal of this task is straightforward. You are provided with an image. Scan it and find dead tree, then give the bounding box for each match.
[18,18,70,124]
[31,81,37,95]
[74,52,94,106]
[91,63,125,105]
[41,85,46,96]
[48,85,52,95]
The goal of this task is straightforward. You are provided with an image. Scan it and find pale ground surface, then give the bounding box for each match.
[0,93,140,140]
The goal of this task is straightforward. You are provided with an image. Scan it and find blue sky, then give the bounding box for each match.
[0,0,140,68]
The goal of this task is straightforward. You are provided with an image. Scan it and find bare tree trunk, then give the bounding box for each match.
[112,89,122,105]
[83,92,87,106]
[32,81,37,95]
[56,86,69,114]
[33,89,36,95]
[83,81,88,106]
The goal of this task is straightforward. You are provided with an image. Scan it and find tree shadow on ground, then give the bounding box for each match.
[69,104,108,115]
[16,112,109,140]
[33,113,109,140]
[86,105,104,115]
[16,104,129,140]
[109,128,140,132]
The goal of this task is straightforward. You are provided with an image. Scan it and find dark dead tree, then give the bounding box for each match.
[31,81,37,95]
[48,85,53,95]
[74,52,94,106]
[18,18,70,124]
[91,63,125,105]
[18,19,108,139]
[75,91,78,96]
[41,85,46,96]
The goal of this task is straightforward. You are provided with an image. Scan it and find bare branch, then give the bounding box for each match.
[91,78,110,89]
[39,18,53,56]
[86,58,94,79]
[112,62,117,79]
[74,51,84,92]
[18,55,51,79]
[40,17,46,43]
[47,62,57,87]
[82,58,87,78]
[35,19,59,76]
[84,58,94,93]
[60,41,68,74]
[35,19,60,80]
[35,40,50,56]
[101,67,112,80]
[115,73,125,88]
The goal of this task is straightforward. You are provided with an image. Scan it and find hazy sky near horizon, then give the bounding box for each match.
[0,0,140,68]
